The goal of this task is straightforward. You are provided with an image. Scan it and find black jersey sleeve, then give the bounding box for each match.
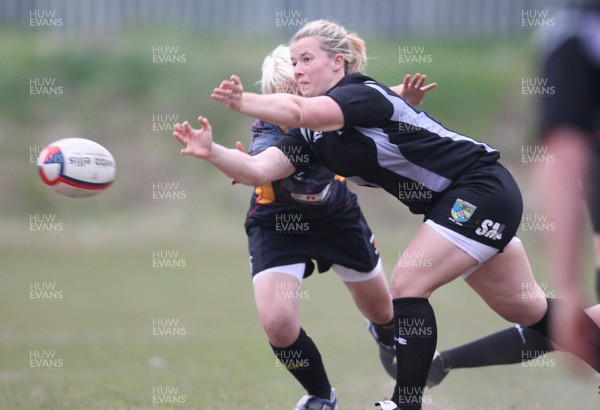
[272,128,316,170]
[540,37,600,137]
[327,83,394,130]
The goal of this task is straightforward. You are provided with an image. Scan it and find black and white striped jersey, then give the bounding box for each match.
[274,73,500,215]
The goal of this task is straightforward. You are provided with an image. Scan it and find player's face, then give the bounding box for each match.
[290,36,343,97]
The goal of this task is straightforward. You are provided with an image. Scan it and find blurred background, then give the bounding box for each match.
[1,0,598,409]
[0,0,557,240]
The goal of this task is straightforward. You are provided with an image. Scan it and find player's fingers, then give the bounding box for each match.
[211,87,231,100]
[403,74,411,87]
[198,116,212,132]
[410,73,422,88]
[173,131,186,146]
[223,79,241,92]
[422,82,438,91]
[230,83,243,95]
[212,82,231,99]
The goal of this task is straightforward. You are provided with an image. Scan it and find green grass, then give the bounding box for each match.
[1,214,599,409]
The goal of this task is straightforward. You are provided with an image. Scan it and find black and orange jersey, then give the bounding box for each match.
[245,120,357,223]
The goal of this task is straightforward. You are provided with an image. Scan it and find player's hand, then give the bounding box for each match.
[211,75,244,111]
[173,116,214,159]
[396,73,437,107]
[230,141,245,185]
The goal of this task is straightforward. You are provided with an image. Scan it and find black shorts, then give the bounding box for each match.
[245,204,380,279]
[425,162,523,252]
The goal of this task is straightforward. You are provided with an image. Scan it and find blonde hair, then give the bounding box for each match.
[290,19,367,74]
[258,45,299,95]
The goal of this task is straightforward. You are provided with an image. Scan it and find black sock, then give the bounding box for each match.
[270,328,331,399]
[527,298,600,372]
[392,297,437,410]
[442,325,553,369]
[371,318,395,346]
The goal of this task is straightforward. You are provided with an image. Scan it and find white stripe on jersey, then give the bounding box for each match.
[364,82,497,153]
[354,125,452,192]
[346,82,498,191]
[300,128,312,142]
[301,127,380,188]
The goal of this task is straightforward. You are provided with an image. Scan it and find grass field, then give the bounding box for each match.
[1,204,599,409]
[2,28,600,409]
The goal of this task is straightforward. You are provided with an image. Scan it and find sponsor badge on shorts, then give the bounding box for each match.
[450,198,477,225]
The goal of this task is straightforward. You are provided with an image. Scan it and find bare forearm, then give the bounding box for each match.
[238,92,345,131]
[207,144,295,186]
[538,128,590,297]
[239,92,303,128]
[212,76,344,131]
[174,116,293,186]
[207,143,268,186]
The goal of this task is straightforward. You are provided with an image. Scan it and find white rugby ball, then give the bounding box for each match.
[37,138,116,198]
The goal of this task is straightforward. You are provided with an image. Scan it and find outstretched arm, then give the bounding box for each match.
[537,127,600,369]
[211,74,436,130]
[211,75,345,131]
[173,116,295,186]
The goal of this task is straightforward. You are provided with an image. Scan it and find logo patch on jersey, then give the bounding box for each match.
[450,198,477,225]
[475,219,505,241]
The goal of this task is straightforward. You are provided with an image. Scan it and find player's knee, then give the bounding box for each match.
[363,302,393,324]
[261,313,299,346]
[391,273,433,299]
[355,290,393,323]
[495,298,547,326]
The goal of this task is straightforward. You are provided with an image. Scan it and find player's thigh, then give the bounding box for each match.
[465,239,547,326]
[391,223,479,298]
[253,271,302,331]
[396,162,524,298]
[342,269,393,324]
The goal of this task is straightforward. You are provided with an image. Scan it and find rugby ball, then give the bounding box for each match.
[37,138,116,198]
